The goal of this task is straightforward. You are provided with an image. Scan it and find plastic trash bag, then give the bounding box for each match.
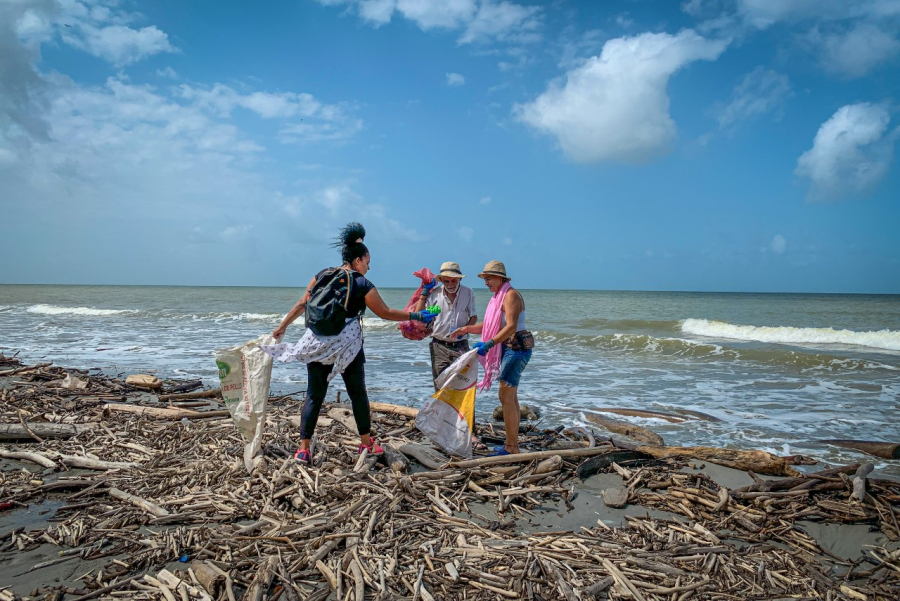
[214,334,276,473]
[416,349,477,458]
[398,267,436,341]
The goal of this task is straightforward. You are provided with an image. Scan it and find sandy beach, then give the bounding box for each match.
[2,354,899,600]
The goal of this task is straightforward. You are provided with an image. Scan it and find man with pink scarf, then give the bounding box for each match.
[451,261,534,456]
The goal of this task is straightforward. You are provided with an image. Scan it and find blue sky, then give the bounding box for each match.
[1,0,898,293]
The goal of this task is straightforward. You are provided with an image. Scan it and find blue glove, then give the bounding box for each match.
[421,279,436,297]
[410,310,437,324]
[474,340,495,356]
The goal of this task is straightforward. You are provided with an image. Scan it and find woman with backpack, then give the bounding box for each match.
[267,223,437,465]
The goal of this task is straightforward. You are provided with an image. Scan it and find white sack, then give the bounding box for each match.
[215,334,276,473]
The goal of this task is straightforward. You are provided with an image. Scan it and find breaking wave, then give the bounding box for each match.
[538,331,898,371]
[681,318,900,352]
[26,304,137,317]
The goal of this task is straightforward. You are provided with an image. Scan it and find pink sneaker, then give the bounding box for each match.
[358,440,384,455]
[294,448,311,465]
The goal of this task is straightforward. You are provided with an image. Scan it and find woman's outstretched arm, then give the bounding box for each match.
[365,288,416,322]
[273,277,316,338]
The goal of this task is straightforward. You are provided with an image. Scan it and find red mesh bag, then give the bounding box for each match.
[398,267,435,340]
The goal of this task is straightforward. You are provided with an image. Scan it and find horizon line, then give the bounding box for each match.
[1,282,898,296]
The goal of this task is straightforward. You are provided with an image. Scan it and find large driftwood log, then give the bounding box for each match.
[370,401,418,418]
[0,422,97,441]
[851,463,874,502]
[575,450,652,479]
[245,556,278,601]
[452,446,616,469]
[635,445,799,477]
[592,407,690,423]
[52,453,137,470]
[398,443,449,470]
[817,439,900,460]
[584,413,665,447]
[0,448,136,470]
[158,388,221,402]
[109,487,169,516]
[381,444,410,473]
[104,404,230,420]
[733,464,860,493]
[0,449,57,468]
[327,407,358,433]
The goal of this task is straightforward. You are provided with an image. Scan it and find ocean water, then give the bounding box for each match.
[1,285,898,476]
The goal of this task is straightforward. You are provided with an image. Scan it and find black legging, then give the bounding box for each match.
[299,349,370,439]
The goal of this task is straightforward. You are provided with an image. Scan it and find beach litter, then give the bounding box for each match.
[1,353,899,600]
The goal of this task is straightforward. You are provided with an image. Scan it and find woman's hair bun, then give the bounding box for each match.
[336,222,366,247]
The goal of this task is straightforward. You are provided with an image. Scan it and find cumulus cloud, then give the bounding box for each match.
[803,23,900,78]
[716,66,792,130]
[220,225,253,242]
[0,2,402,255]
[14,0,180,67]
[358,0,396,25]
[175,83,363,143]
[70,23,176,66]
[734,0,900,29]
[446,72,465,86]
[459,1,541,44]
[770,234,787,254]
[796,102,898,201]
[281,184,426,243]
[315,0,541,44]
[515,30,728,164]
[685,0,900,77]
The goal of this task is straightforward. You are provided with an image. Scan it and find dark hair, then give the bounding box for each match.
[333,222,368,265]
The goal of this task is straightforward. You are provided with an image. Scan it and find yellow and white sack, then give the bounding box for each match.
[416,349,478,458]
[214,334,276,473]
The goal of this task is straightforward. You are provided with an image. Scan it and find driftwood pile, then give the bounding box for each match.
[1,354,899,600]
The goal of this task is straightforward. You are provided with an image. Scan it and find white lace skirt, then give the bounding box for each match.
[261,319,363,382]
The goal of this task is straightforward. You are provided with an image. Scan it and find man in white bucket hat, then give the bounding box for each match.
[414,261,478,388]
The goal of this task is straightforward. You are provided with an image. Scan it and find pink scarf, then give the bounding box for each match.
[477,281,510,391]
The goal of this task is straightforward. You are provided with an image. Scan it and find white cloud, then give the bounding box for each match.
[458,226,474,242]
[315,0,541,44]
[735,0,900,29]
[479,195,491,204]
[281,184,426,243]
[458,1,541,44]
[220,225,252,242]
[502,236,512,246]
[175,83,363,143]
[796,102,897,201]
[156,66,178,79]
[0,0,420,284]
[770,234,787,254]
[804,23,900,78]
[178,84,325,119]
[396,0,475,29]
[358,0,397,25]
[26,1,180,67]
[72,23,176,66]
[685,0,900,77]
[516,30,728,164]
[716,66,792,130]
[446,72,466,86]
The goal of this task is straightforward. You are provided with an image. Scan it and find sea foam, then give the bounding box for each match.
[26,304,137,317]
[682,318,900,352]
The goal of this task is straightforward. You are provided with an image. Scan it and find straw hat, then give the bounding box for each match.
[477,260,509,280]
[437,261,466,279]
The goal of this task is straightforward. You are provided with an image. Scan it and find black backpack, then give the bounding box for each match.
[306,268,356,336]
